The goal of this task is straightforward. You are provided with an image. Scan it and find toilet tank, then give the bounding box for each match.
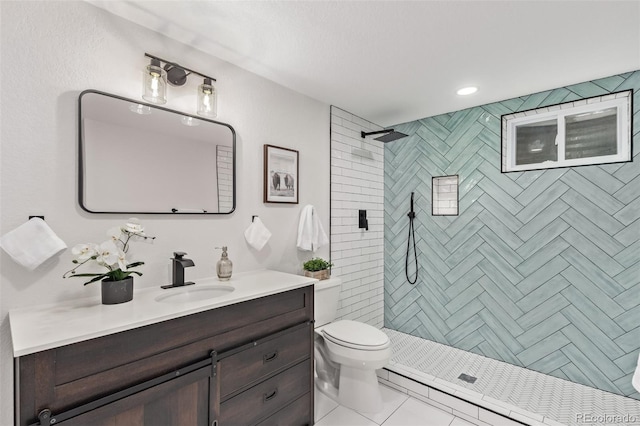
[314,277,342,327]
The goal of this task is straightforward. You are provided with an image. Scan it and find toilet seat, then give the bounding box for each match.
[322,320,390,351]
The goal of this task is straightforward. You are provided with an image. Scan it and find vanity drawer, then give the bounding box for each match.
[219,322,311,398]
[219,359,310,425]
[255,392,311,426]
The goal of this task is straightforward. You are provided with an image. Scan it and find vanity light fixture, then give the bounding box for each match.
[142,53,218,116]
[456,86,478,96]
[142,58,167,104]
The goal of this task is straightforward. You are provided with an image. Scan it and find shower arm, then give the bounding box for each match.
[361,130,394,138]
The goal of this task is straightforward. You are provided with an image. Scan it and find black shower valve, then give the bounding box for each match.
[358,209,369,231]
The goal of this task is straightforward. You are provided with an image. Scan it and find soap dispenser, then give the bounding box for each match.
[215,246,233,281]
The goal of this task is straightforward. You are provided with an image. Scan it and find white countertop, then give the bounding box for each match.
[9,269,317,357]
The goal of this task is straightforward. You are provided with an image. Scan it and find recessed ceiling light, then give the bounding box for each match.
[457,86,478,96]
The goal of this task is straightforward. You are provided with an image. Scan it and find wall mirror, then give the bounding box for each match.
[79,90,235,214]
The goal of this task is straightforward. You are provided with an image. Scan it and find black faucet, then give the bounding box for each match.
[161,252,195,289]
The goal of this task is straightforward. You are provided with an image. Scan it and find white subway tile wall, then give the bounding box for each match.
[330,106,385,327]
[216,145,233,212]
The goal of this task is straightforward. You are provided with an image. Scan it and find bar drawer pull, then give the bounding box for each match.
[263,388,278,402]
[263,350,279,363]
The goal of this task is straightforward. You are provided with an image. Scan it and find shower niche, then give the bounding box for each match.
[432,175,458,216]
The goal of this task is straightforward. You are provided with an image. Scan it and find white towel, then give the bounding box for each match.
[0,218,67,271]
[633,353,640,393]
[297,205,328,252]
[244,217,272,251]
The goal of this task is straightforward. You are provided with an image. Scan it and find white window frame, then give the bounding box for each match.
[501,90,632,172]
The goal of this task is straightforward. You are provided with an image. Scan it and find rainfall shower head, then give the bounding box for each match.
[361,129,408,143]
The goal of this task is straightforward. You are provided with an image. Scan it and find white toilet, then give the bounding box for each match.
[314,277,391,414]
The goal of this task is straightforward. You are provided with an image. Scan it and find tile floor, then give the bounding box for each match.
[313,328,640,425]
[315,383,483,426]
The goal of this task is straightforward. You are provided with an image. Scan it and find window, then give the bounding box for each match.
[501,90,632,172]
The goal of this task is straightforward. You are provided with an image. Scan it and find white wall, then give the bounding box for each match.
[330,107,385,327]
[0,1,330,423]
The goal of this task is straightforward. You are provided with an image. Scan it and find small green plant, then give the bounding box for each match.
[303,257,333,272]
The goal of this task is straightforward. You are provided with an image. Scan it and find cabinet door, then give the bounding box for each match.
[53,366,212,426]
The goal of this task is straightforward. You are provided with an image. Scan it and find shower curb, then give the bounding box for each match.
[378,364,565,426]
[381,328,640,426]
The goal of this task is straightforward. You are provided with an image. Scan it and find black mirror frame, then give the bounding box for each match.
[78,89,236,215]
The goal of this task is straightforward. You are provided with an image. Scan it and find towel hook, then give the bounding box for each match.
[252,215,258,222]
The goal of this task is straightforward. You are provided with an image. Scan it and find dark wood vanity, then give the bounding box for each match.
[15,285,314,426]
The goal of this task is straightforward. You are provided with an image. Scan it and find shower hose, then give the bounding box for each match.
[406,192,418,284]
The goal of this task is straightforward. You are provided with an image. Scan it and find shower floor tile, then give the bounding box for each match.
[383,328,640,426]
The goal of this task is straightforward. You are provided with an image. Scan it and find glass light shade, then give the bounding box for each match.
[180,116,200,126]
[129,104,152,115]
[197,78,217,118]
[142,59,167,105]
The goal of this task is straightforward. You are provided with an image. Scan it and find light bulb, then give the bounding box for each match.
[150,73,159,97]
[197,78,217,118]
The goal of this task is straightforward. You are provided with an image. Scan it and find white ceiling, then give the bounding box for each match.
[90,1,640,126]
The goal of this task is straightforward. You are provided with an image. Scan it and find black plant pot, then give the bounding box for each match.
[101,276,134,305]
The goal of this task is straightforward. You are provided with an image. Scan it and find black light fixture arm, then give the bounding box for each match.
[144,53,217,82]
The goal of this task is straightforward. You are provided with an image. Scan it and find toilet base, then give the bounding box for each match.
[314,325,389,415]
[315,366,383,414]
[337,365,383,413]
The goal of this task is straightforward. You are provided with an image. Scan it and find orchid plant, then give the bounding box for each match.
[63,218,155,285]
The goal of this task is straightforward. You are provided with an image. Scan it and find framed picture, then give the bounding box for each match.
[264,144,299,204]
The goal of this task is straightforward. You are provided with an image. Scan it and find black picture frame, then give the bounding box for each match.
[264,144,299,204]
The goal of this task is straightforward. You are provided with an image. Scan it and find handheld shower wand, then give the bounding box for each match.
[406,192,418,284]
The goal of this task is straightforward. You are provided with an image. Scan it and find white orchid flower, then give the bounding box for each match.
[123,218,145,235]
[107,226,122,242]
[71,243,98,262]
[96,240,119,267]
[116,249,128,271]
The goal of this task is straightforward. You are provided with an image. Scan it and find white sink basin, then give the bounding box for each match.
[155,285,234,304]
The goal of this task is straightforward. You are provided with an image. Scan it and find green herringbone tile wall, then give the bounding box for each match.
[384,70,640,399]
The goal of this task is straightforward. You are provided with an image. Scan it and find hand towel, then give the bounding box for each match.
[633,353,640,393]
[244,217,272,251]
[0,218,67,270]
[297,205,329,252]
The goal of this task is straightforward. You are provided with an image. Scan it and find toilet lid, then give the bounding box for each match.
[322,320,390,350]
